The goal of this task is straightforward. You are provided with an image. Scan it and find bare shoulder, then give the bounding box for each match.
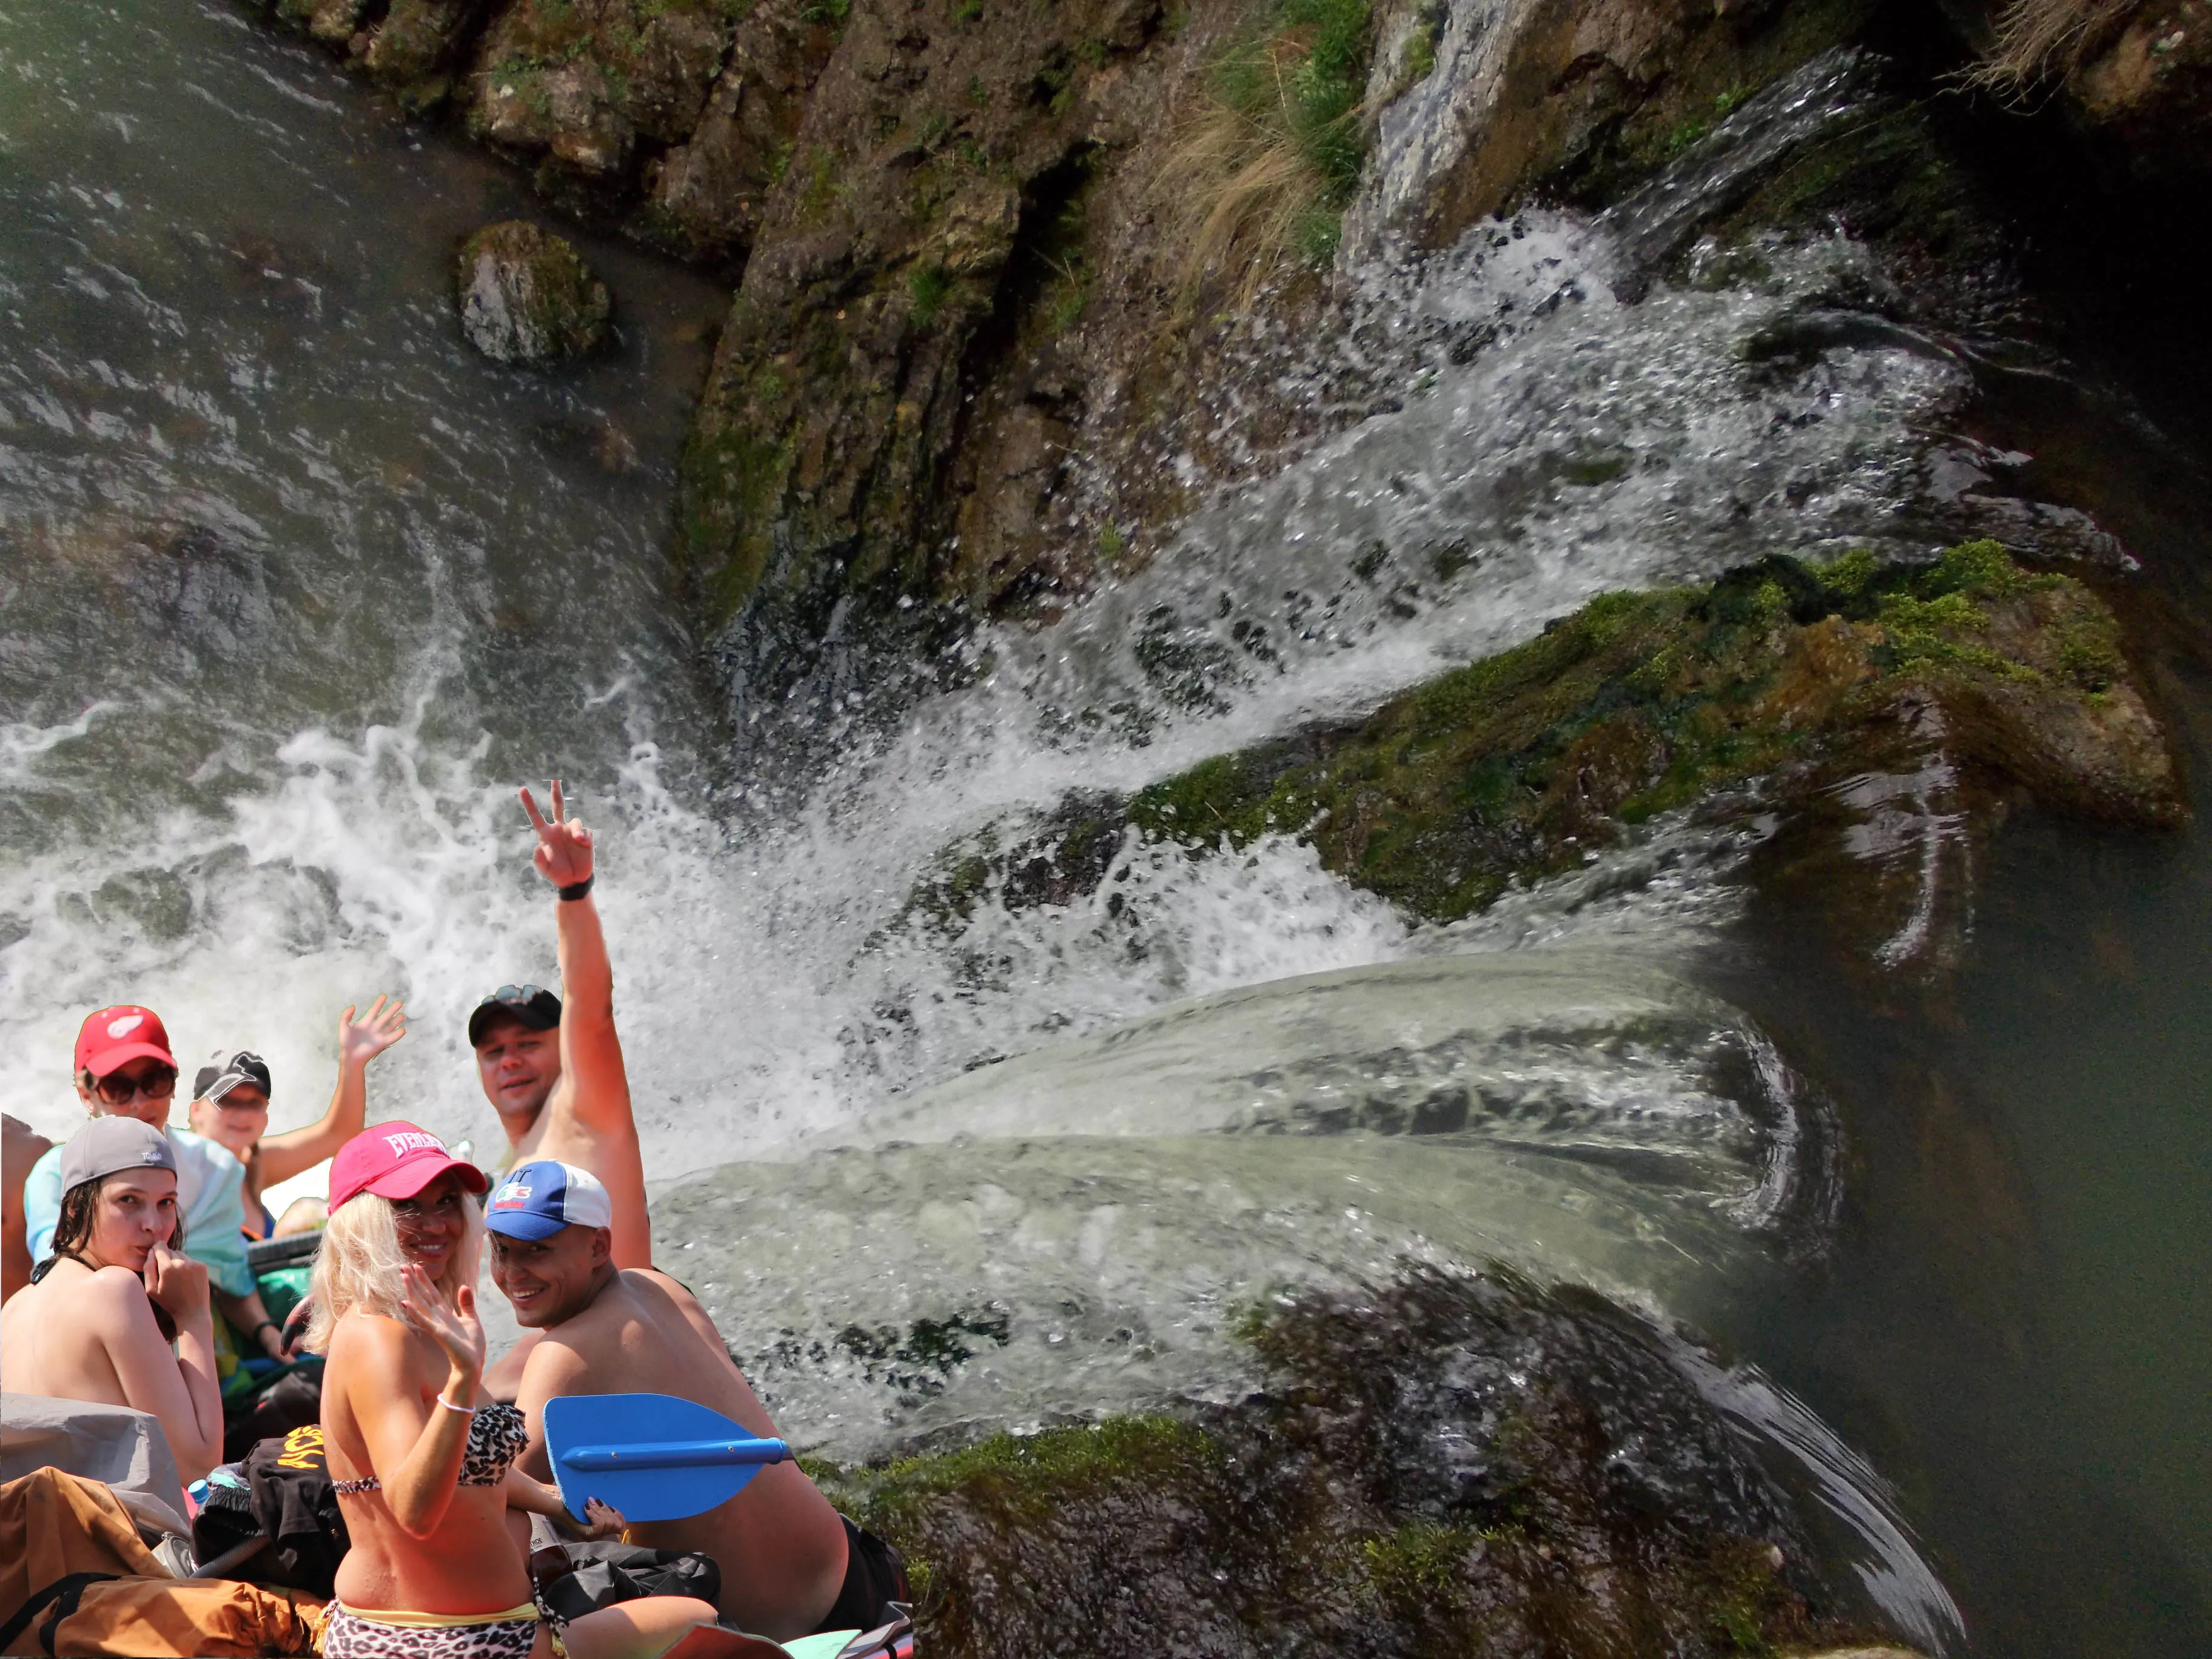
[518,1322,597,1389]
[634,1270,739,1362]
[79,1264,152,1317]
[633,1268,703,1313]
[327,1310,421,1377]
[2,1113,52,1170]
[514,1315,602,1424]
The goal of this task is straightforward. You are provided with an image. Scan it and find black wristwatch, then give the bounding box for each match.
[557,874,594,902]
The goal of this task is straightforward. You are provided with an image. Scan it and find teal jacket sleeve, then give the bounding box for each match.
[22,1143,62,1264]
[176,1134,256,1298]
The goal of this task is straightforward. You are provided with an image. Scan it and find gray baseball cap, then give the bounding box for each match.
[58,1117,176,1193]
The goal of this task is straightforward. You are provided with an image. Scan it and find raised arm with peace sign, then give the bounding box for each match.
[520,779,594,890]
[472,781,650,1274]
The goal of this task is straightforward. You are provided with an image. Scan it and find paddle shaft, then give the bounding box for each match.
[560,1436,791,1472]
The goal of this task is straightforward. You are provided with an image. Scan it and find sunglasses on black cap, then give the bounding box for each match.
[469,983,563,1045]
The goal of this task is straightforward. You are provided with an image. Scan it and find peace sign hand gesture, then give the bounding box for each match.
[520,780,592,890]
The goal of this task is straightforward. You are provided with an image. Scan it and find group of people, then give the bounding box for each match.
[1,785,905,1659]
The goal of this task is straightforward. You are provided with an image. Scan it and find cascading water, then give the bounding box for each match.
[14,5,2153,1652]
[2,4,1976,1168]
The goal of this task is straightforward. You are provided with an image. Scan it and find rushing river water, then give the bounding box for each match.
[2,3,2207,1655]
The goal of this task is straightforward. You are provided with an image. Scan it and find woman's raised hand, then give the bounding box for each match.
[337,994,407,1070]
[143,1243,209,1322]
[400,1264,485,1382]
[520,780,592,890]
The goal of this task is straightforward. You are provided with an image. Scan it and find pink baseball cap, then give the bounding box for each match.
[75,1006,177,1079]
[329,1121,489,1212]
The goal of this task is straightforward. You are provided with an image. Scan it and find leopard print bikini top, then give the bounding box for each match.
[332,1403,528,1496]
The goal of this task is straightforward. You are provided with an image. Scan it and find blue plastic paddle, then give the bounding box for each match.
[543,1392,792,1524]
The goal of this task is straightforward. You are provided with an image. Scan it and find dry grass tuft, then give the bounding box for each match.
[1153,0,1373,306]
[1963,0,2148,98]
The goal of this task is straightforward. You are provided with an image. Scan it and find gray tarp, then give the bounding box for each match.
[0,1393,190,1540]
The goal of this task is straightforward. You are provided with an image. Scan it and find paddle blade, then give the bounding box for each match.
[544,1392,790,1523]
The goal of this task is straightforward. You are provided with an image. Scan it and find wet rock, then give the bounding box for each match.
[908,545,2182,971]
[1344,0,1880,257]
[467,0,739,185]
[535,415,642,474]
[816,1267,1906,1658]
[1955,0,2212,170]
[361,0,483,109]
[674,0,1177,699]
[2069,0,2212,159]
[455,221,611,365]
[643,0,831,266]
[1124,543,2181,917]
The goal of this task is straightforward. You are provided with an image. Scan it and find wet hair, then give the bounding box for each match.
[303,1182,482,1355]
[38,1171,187,1342]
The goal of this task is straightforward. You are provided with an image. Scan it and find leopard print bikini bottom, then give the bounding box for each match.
[323,1598,567,1659]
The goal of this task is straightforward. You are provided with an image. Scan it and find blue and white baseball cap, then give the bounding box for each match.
[484,1160,613,1240]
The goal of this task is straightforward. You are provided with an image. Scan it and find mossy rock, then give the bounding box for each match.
[455,220,611,366]
[908,544,2180,936]
[1125,541,2181,922]
[813,1267,1902,1658]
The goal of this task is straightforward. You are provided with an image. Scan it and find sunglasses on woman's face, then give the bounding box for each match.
[93,1067,178,1106]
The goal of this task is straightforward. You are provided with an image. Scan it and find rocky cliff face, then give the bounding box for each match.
[241,0,2209,719]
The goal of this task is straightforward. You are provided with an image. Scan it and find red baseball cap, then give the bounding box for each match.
[75,1006,178,1079]
[329,1121,490,1212]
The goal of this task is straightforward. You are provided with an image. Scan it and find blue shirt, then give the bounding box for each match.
[24,1122,256,1298]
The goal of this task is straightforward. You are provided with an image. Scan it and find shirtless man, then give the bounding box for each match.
[477,782,652,1398]
[474,782,650,1265]
[486,1162,907,1642]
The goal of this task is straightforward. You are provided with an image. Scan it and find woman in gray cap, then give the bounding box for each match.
[0,1117,225,1490]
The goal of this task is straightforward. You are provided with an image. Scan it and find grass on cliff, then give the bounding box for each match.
[1155,0,1373,299]
[1963,0,2145,97]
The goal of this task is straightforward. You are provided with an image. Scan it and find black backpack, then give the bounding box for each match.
[189,1424,349,1597]
[535,1541,722,1622]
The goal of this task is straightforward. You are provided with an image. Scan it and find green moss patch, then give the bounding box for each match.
[903,545,2176,936]
[1122,543,2177,921]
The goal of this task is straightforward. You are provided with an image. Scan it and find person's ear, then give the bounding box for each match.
[592,1227,612,1266]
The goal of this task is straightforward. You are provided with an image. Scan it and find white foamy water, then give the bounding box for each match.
[3,126,1969,1176]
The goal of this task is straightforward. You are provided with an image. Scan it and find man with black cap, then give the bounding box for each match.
[469,781,651,1273]
[187,995,407,1240]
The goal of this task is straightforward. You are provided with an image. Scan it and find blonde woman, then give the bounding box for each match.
[311,1124,725,1659]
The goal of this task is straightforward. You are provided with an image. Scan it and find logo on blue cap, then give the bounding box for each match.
[484,1159,612,1240]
